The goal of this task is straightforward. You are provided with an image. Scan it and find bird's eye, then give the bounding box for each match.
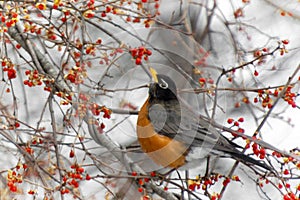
[159,79,168,89]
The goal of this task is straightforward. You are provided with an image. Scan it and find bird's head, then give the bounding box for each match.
[149,74,178,101]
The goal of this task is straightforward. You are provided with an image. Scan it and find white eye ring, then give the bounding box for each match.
[159,79,168,89]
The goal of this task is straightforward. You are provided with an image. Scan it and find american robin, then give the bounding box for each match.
[137,73,270,170]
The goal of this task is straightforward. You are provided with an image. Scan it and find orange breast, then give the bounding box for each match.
[137,98,188,168]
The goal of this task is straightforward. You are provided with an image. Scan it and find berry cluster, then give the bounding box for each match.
[283,85,297,108]
[23,21,43,35]
[253,47,269,67]
[198,77,214,87]
[250,141,266,159]
[2,60,17,80]
[89,103,112,119]
[283,192,297,200]
[24,70,44,87]
[0,10,19,30]
[187,173,240,199]
[7,169,23,192]
[253,86,297,109]
[131,171,157,196]
[60,163,87,195]
[24,69,54,92]
[88,103,112,134]
[129,46,152,65]
[257,176,298,200]
[24,69,74,105]
[280,10,293,17]
[64,66,87,85]
[226,117,245,137]
[55,0,159,29]
[56,91,73,105]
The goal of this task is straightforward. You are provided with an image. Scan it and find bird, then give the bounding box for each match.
[136,72,270,170]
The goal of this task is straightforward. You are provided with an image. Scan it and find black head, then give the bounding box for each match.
[149,74,178,101]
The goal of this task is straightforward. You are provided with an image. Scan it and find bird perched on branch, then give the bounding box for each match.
[136,70,270,170]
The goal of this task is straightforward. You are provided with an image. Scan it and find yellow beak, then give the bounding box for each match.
[149,67,158,83]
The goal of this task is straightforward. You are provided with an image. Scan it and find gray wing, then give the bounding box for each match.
[148,100,271,169]
[148,100,240,153]
[148,100,220,146]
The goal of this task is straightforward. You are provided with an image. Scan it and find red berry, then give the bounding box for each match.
[238,117,244,122]
[77,167,84,174]
[16,44,21,49]
[146,49,152,56]
[106,6,111,13]
[14,122,20,128]
[282,39,289,45]
[199,77,206,83]
[69,150,75,158]
[28,190,35,195]
[227,118,234,124]
[222,178,230,186]
[132,171,137,176]
[259,153,265,159]
[237,128,245,133]
[150,171,156,177]
[7,68,17,79]
[25,70,31,75]
[100,123,105,129]
[232,175,240,181]
[208,78,214,84]
[23,163,28,169]
[86,174,91,180]
[135,57,142,65]
[10,185,17,192]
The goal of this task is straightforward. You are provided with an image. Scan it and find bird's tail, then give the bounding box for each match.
[228,150,272,171]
